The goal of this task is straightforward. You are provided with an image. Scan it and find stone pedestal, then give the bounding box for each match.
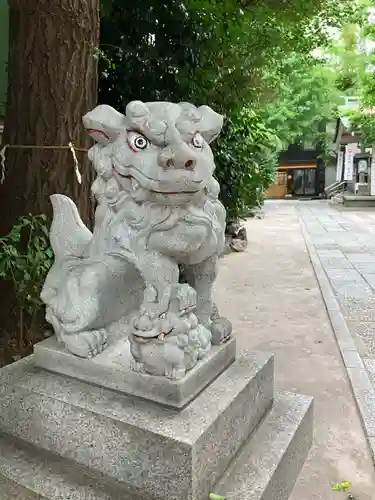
[0,338,313,500]
[357,182,369,196]
[33,336,236,408]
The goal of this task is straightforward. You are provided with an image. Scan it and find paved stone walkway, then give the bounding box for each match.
[298,200,375,461]
[214,200,375,500]
[299,202,375,364]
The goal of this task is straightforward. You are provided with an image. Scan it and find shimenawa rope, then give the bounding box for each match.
[0,143,88,185]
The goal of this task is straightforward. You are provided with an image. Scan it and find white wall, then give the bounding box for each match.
[325,165,337,188]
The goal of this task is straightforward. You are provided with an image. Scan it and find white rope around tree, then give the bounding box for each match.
[0,143,86,185]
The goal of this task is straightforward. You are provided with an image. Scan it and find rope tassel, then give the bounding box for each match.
[0,144,8,184]
[68,141,82,184]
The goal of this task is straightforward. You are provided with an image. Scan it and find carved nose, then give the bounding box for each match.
[184,159,195,170]
[166,158,196,170]
[158,145,197,171]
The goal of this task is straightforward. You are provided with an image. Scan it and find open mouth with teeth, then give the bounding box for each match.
[133,332,168,344]
[112,166,202,195]
[133,306,195,343]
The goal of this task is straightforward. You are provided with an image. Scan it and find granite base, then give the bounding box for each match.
[0,349,274,500]
[0,391,313,500]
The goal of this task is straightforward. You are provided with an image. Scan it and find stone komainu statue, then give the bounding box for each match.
[40,100,232,379]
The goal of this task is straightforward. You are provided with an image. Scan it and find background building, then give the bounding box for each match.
[266,136,325,199]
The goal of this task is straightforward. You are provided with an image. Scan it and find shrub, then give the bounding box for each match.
[0,214,53,359]
[214,108,280,221]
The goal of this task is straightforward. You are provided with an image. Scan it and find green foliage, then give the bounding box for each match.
[98,0,361,112]
[213,108,280,221]
[98,0,362,221]
[332,480,351,492]
[98,1,199,108]
[336,0,375,146]
[0,215,53,327]
[209,494,225,500]
[331,24,367,93]
[344,3,375,145]
[350,109,375,144]
[261,54,341,145]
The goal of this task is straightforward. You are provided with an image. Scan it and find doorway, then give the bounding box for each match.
[292,168,316,196]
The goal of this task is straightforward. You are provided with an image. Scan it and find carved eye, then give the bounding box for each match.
[128,131,150,151]
[191,133,204,149]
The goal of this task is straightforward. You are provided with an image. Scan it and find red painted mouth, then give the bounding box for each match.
[112,166,130,179]
[111,166,201,195]
[87,129,110,140]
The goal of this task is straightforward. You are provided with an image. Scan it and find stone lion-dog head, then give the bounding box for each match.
[83,100,223,206]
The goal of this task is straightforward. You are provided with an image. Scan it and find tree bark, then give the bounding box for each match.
[0,0,99,364]
[0,0,100,233]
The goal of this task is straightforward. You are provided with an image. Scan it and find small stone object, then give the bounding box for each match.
[224,222,248,254]
[40,100,232,379]
[210,303,233,345]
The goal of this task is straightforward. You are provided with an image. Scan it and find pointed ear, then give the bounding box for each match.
[197,105,223,144]
[83,105,126,145]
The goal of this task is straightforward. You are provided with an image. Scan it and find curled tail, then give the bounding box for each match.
[49,194,92,260]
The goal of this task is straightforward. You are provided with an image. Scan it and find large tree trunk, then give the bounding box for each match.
[0,0,99,366]
[0,0,99,233]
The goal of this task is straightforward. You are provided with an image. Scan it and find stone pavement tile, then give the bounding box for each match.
[344,309,375,324]
[304,225,320,230]
[347,322,375,338]
[331,280,369,292]
[311,238,336,246]
[316,249,345,258]
[354,337,375,358]
[333,278,373,290]
[363,358,375,379]
[337,244,368,253]
[332,278,373,290]
[338,296,375,312]
[319,257,354,269]
[341,350,365,369]
[345,254,375,264]
[334,286,374,301]
[324,269,365,281]
[352,262,375,274]
[347,322,375,357]
[347,368,375,438]
[333,237,361,246]
[368,438,375,464]
[316,216,335,222]
[339,224,357,229]
[314,243,338,250]
[357,239,375,248]
[328,310,358,351]
[307,233,327,239]
[305,226,326,233]
[320,221,341,226]
[360,244,375,251]
[363,274,375,290]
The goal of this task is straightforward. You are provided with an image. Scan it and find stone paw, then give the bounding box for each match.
[62,329,108,358]
[197,343,211,360]
[130,359,145,373]
[165,366,186,380]
[210,317,232,346]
